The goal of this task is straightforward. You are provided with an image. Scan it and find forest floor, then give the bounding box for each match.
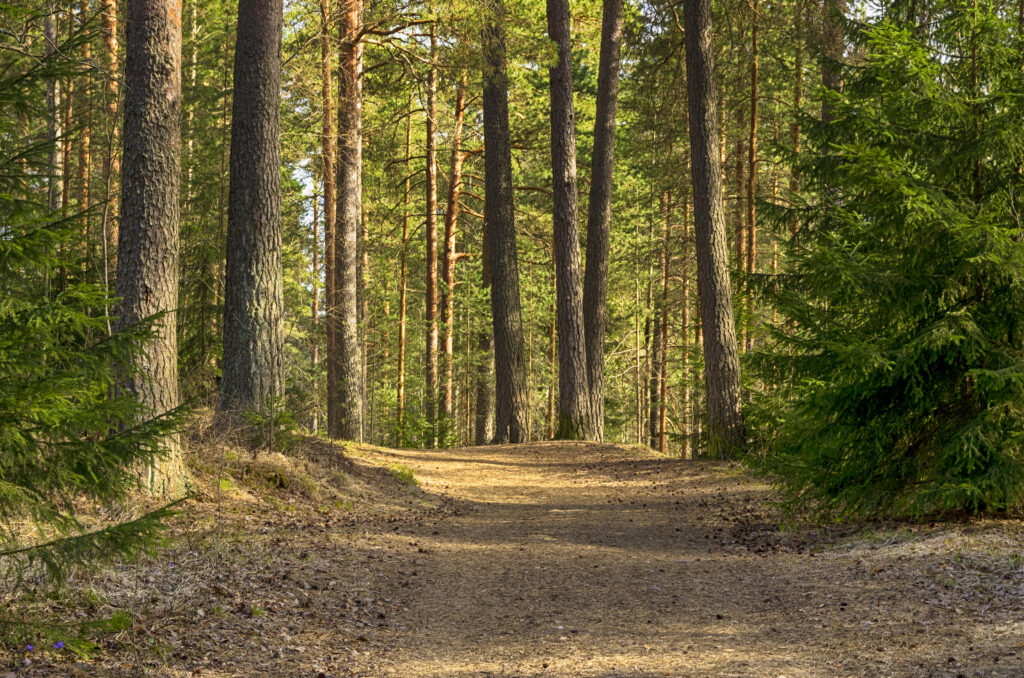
[14,439,1024,677]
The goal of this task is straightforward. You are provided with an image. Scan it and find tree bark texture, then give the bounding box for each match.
[474,331,495,445]
[482,0,528,444]
[821,0,845,123]
[220,0,285,415]
[117,0,185,496]
[333,0,364,441]
[396,92,412,446]
[320,0,339,437]
[101,0,120,259]
[547,0,597,440]
[682,0,746,458]
[582,0,624,442]
[424,20,439,446]
[45,11,62,221]
[746,0,759,351]
[442,72,467,423]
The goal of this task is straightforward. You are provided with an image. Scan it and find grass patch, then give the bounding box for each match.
[388,463,419,487]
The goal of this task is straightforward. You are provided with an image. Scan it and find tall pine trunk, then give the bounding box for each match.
[220,0,285,415]
[821,0,845,123]
[320,0,339,437]
[424,20,439,447]
[442,73,468,425]
[582,0,624,441]
[547,0,596,440]
[482,0,528,444]
[101,0,119,265]
[474,331,495,445]
[333,0,364,441]
[682,0,746,458]
[117,0,185,495]
[745,0,759,351]
[45,10,62,226]
[311,183,320,433]
[396,93,412,446]
[76,0,91,271]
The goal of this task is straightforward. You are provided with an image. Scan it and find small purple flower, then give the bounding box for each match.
[25,645,33,652]
[169,563,175,568]
[53,641,64,650]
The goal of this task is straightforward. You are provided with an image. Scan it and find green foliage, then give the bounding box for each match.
[0,8,184,648]
[749,1,1024,519]
[243,396,302,452]
[388,463,419,487]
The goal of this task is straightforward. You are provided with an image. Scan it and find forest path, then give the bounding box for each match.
[345,441,1020,677]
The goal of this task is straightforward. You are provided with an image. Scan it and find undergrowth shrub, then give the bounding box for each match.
[748,3,1024,520]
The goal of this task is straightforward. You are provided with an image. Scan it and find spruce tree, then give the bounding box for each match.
[752,1,1024,518]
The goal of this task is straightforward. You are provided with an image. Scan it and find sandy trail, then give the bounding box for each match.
[344,441,1024,677]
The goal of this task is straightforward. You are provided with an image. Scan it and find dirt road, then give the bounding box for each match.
[344,441,1024,677]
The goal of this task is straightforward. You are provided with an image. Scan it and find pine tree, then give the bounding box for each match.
[0,28,182,635]
[752,3,1024,518]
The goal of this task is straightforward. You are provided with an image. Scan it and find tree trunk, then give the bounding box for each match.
[682,0,746,458]
[45,9,62,224]
[657,194,671,453]
[442,72,468,425]
[746,0,759,351]
[424,19,439,447]
[117,0,185,496]
[333,0,364,441]
[790,0,803,201]
[481,0,528,444]
[547,299,556,439]
[474,331,495,445]
[77,0,91,272]
[320,0,339,437]
[821,0,845,123]
[101,0,119,263]
[547,0,597,440]
[311,183,321,433]
[681,193,691,458]
[360,211,369,438]
[648,307,663,450]
[581,0,624,442]
[220,0,285,415]
[396,93,412,446]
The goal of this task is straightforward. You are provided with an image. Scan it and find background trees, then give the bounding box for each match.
[7,0,1024,520]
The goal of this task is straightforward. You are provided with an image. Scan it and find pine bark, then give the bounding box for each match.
[424,20,439,446]
[101,0,119,261]
[320,0,339,437]
[45,11,62,220]
[220,0,285,415]
[682,0,746,458]
[790,0,803,201]
[311,183,320,433]
[746,0,759,351]
[117,0,185,496]
[482,0,528,444]
[821,0,845,123]
[396,93,412,446]
[581,0,624,441]
[474,331,495,445]
[442,73,468,423]
[680,194,692,458]
[547,0,597,440]
[76,0,91,269]
[333,0,364,441]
